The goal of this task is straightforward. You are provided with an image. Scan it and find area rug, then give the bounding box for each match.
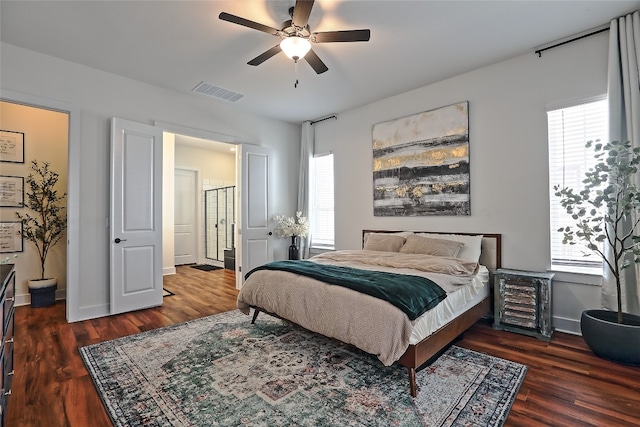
[79,310,526,427]
[191,264,222,271]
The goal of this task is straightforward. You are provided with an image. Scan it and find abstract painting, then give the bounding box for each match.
[372,101,470,216]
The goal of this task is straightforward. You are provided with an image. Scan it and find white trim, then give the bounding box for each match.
[0,89,81,322]
[545,93,607,112]
[163,267,177,276]
[553,315,583,336]
[313,150,333,157]
[549,268,602,286]
[154,121,240,145]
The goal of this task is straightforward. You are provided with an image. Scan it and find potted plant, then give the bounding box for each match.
[15,160,67,307]
[555,139,640,366]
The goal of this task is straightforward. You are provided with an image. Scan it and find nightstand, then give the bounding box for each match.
[493,268,555,341]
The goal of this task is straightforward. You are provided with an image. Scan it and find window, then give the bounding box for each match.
[548,98,607,270]
[309,153,334,248]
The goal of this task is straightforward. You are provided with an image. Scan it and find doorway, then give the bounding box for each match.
[0,99,70,306]
[168,133,237,271]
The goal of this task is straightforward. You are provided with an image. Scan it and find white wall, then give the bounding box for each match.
[314,32,611,334]
[175,145,235,185]
[0,42,301,321]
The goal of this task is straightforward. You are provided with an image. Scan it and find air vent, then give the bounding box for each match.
[192,81,244,103]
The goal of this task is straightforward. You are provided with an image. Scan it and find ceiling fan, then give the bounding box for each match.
[219,0,370,75]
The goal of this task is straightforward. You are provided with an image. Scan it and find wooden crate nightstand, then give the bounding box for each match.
[493,269,555,341]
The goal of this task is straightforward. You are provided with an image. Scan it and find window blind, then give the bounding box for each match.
[548,98,607,268]
[310,153,335,248]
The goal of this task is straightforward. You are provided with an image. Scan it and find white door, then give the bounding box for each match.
[174,168,198,265]
[110,118,163,315]
[236,144,273,289]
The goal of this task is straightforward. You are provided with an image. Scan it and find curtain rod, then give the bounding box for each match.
[535,26,609,57]
[310,115,337,125]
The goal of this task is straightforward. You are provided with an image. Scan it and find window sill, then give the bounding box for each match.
[548,264,602,286]
[309,246,335,256]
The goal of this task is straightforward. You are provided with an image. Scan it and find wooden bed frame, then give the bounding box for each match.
[363,230,501,396]
[251,230,502,397]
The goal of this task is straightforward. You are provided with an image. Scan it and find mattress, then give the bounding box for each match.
[409,265,489,344]
[306,250,490,345]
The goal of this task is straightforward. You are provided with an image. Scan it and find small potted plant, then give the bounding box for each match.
[273,211,308,260]
[15,160,67,307]
[555,139,640,366]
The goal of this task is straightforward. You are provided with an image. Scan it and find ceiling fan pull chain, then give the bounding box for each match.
[294,60,300,88]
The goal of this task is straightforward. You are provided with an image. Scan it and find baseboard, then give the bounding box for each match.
[15,293,30,307]
[163,267,177,275]
[553,315,582,336]
[15,289,67,307]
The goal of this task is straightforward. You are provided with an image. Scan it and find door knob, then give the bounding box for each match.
[114,238,128,243]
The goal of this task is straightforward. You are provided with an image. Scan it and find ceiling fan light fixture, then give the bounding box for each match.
[280,36,311,61]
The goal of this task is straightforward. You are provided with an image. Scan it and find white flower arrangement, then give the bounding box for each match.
[273,211,308,238]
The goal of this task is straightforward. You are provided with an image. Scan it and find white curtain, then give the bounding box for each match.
[297,121,314,259]
[604,10,640,314]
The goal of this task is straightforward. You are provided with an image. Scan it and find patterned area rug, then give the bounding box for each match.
[80,310,526,427]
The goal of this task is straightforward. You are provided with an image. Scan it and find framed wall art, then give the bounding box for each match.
[372,101,470,216]
[0,130,25,163]
[0,221,23,253]
[0,175,24,207]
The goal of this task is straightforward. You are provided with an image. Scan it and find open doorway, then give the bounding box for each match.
[163,132,237,275]
[0,100,69,306]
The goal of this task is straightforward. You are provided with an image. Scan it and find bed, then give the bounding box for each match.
[237,230,502,397]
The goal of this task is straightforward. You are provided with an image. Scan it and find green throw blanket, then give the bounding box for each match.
[245,260,447,320]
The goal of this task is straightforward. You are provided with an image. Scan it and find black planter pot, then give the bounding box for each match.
[580,309,640,366]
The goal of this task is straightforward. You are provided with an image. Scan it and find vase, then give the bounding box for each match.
[581,309,640,366]
[288,236,299,260]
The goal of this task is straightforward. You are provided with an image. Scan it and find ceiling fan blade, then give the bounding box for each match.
[219,12,280,35]
[292,0,314,28]
[304,48,328,74]
[312,29,371,43]
[247,45,282,66]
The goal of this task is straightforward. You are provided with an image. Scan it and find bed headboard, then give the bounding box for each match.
[361,230,502,271]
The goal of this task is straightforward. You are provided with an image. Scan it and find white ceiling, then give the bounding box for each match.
[2,1,639,124]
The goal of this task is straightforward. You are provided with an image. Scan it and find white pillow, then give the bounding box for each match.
[416,233,483,263]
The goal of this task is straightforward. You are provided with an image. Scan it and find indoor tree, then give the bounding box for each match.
[16,160,67,280]
[554,139,640,324]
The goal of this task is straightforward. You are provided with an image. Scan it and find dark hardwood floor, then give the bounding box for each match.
[6,265,640,426]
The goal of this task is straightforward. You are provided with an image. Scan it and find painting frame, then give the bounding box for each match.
[0,175,24,208]
[372,101,470,216]
[0,221,23,253]
[0,130,25,163]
